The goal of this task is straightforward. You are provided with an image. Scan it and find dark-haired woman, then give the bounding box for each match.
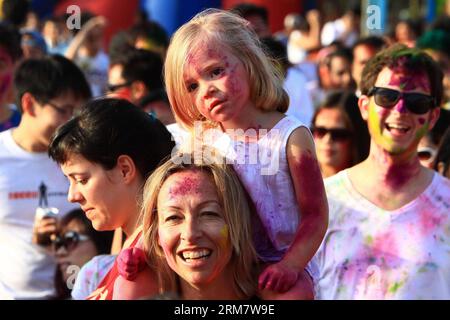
[53,209,114,299]
[311,91,370,178]
[48,98,175,299]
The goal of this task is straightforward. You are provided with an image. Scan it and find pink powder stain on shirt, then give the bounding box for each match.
[419,210,444,236]
[372,231,399,258]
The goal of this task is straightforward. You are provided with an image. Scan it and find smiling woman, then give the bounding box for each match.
[142,149,258,300]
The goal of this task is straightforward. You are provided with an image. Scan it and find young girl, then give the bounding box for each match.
[165,9,328,299]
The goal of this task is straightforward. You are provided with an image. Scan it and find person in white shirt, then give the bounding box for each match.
[314,44,450,300]
[0,55,91,299]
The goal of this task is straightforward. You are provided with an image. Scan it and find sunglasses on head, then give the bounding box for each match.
[52,231,89,251]
[417,147,437,162]
[311,126,352,142]
[367,87,435,115]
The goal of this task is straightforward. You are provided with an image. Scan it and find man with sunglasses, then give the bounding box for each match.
[314,45,450,299]
[107,48,175,125]
[0,55,91,299]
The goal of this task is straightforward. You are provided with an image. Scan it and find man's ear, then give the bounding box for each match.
[427,107,441,131]
[130,81,147,101]
[358,95,370,121]
[20,92,37,117]
[116,155,138,184]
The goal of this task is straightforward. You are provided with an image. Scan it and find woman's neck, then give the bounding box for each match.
[121,185,144,242]
[180,269,241,300]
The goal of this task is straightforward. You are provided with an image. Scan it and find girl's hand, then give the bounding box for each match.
[117,247,147,281]
[258,261,299,293]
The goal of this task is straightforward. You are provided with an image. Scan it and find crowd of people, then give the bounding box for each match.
[0,0,449,300]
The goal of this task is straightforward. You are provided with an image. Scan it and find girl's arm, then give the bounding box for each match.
[259,126,328,293]
[284,126,328,269]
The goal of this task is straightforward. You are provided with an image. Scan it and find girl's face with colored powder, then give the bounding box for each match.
[183,41,252,125]
[157,169,233,289]
[364,66,439,155]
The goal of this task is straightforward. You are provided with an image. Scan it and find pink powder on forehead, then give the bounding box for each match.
[388,67,431,92]
[168,175,202,199]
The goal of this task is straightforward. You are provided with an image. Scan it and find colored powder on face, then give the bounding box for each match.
[368,103,395,150]
[219,224,229,249]
[168,176,201,199]
[418,118,426,125]
[388,69,431,92]
[393,99,408,113]
[415,121,429,140]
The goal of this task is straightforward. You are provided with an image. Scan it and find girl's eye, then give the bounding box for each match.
[211,68,224,77]
[187,83,198,92]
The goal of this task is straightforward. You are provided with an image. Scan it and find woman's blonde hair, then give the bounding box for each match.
[164,8,289,130]
[142,148,258,299]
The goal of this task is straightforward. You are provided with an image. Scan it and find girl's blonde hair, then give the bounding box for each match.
[165,8,289,130]
[142,148,258,299]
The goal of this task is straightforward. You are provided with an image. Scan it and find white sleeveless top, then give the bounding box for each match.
[201,116,310,262]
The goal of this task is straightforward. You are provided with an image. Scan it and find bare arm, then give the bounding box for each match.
[258,127,328,293]
[283,126,328,270]
[65,16,106,60]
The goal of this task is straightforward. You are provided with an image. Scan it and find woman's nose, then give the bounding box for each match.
[67,184,83,203]
[180,218,202,242]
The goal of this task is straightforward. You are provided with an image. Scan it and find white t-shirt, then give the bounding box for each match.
[75,50,109,98]
[284,66,315,126]
[314,170,450,300]
[71,254,116,300]
[320,18,358,47]
[0,129,78,299]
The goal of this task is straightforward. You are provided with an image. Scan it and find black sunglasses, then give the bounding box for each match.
[311,126,352,142]
[52,231,89,251]
[107,81,132,93]
[368,87,435,115]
